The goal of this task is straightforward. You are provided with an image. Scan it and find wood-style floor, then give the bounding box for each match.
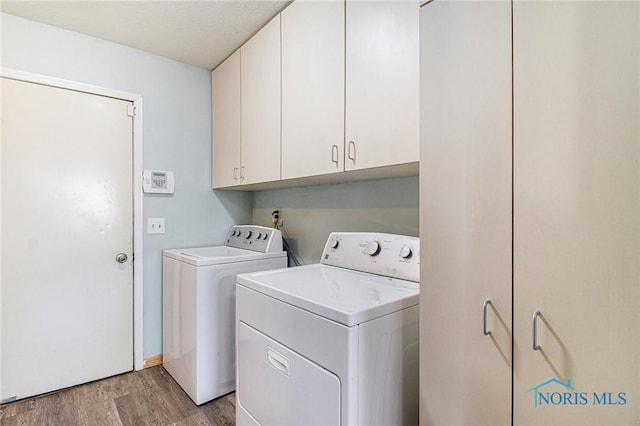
[0,366,235,426]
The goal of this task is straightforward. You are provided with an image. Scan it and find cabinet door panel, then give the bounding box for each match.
[212,50,241,189]
[241,15,281,185]
[346,0,419,171]
[420,1,512,425]
[281,0,345,180]
[514,2,639,424]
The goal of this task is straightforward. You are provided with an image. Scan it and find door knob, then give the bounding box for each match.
[116,253,128,264]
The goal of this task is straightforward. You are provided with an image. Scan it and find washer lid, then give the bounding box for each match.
[163,246,287,266]
[236,264,419,327]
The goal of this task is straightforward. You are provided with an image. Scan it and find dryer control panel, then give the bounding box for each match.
[321,232,420,283]
[226,225,283,253]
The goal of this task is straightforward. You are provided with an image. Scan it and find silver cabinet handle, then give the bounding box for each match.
[532,311,542,350]
[483,300,492,335]
[240,166,245,182]
[331,145,339,165]
[233,167,239,181]
[348,140,356,161]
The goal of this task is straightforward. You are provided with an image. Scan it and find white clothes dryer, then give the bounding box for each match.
[236,232,420,425]
[162,225,287,405]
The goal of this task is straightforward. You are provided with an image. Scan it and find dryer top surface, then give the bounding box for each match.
[237,263,419,327]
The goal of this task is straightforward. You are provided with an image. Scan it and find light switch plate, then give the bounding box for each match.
[147,218,165,234]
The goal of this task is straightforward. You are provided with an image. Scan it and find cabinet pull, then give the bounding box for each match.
[240,166,245,183]
[483,300,492,335]
[233,167,239,181]
[331,145,339,166]
[348,140,356,162]
[532,311,542,350]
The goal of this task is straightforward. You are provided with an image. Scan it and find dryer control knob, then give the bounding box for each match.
[399,246,413,259]
[329,237,339,249]
[367,241,381,256]
[257,233,263,239]
[245,231,252,239]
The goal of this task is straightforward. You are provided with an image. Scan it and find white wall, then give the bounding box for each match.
[1,13,253,359]
[253,176,419,264]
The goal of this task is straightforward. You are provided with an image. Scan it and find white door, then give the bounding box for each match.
[1,78,134,402]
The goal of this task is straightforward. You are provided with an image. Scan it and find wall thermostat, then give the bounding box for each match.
[143,170,175,194]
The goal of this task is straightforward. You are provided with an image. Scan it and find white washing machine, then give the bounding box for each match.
[162,225,287,405]
[236,232,420,425]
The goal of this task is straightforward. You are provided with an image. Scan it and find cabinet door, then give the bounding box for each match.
[212,50,241,188]
[420,1,512,425]
[514,2,639,424]
[281,0,345,180]
[241,15,281,186]
[345,0,419,171]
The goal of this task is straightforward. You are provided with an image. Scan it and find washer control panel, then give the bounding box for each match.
[321,232,420,283]
[226,225,283,253]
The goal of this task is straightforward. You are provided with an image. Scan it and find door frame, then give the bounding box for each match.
[0,67,145,372]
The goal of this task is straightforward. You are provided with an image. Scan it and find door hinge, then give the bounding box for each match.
[127,105,136,117]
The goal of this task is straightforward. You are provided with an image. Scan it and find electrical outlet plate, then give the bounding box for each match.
[272,208,282,226]
[147,218,165,234]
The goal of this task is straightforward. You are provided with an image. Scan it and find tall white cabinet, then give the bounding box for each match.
[420,1,639,424]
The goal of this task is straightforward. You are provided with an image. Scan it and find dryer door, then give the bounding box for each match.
[237,322,341,425]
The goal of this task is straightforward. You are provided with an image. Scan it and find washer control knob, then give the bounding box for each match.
[257,233,263,239]
[263,233,269,240]
[367,241,381,256]
[245,231,252,239]
[329,237,339,249]
[399,246,413,259]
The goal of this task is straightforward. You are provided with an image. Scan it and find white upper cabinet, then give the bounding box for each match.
[212,0,420,190]
[281,0,345,180]
[212,50,241,189]
[345,0,419,171]
[240,14,281,186]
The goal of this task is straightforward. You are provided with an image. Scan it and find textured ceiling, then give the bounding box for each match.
[0,0,292,70]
